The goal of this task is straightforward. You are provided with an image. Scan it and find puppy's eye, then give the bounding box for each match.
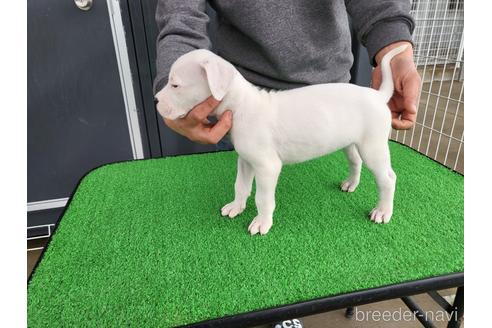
[171,84,179,89]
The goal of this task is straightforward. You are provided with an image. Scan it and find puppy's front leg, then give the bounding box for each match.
[221,157,254,218]
[248,159,282,235]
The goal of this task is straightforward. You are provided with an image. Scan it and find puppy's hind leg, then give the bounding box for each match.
[357,141,396,224]
[340,144,362,192]
[221,157,254,218]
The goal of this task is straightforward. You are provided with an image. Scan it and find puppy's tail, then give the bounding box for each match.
[378,44,409,103]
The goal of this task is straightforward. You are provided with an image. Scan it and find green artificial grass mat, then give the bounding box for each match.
[28,142,464,327]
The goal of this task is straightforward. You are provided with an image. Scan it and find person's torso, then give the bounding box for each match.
[209,0,353,90]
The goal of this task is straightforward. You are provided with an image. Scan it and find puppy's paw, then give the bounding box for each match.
[221,201,246,218]
[369,207,393,224]
[340,179,359,192]
[248,216,273,235]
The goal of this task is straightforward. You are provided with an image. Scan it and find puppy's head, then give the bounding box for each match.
[155,49,236,120]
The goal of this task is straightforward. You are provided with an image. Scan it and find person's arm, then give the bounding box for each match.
[154,1,232,143]
[344,0,414,66]
[345,0,420,130]
[153,0,211,94]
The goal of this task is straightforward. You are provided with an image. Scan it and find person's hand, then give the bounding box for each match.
[372,41,421,130]
[163,96,233,144]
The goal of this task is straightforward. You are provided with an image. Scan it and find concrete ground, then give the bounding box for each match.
[28,238,462,328]
[392,67,464,174]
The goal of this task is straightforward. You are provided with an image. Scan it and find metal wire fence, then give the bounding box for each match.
[390,0,464,174]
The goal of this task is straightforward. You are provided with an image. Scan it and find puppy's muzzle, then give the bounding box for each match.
[156,96,184,120]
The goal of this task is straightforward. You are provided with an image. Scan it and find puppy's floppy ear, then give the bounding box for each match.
[200,57,235,101]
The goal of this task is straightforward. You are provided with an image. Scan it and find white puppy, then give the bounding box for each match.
[156,45,407,235]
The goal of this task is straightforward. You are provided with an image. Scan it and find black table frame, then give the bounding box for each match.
[28,153,464,328]
[182,272,463,328]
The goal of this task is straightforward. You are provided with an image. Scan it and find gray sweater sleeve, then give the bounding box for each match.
[153,0,211,94]
[344,0,415,66]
